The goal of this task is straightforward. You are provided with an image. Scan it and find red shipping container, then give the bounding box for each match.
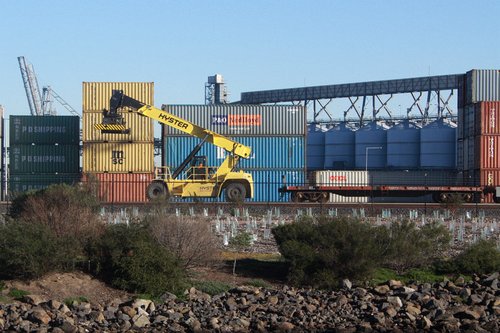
[474,101,500,135]
[474,135,500,169]
[82,173,154,203]
[474,169,500,187]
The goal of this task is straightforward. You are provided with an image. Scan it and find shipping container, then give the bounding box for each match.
[464,104,475,138]
[314,170,369,186]
[82,82,154,111]
[466,70,500,104]
[83,142,154,173]
[163,136,305,170]
[10,115,80,145]
[8,174,81,195]
[474,135,500,169]
[457,107,464,140]
[9,144,80,174]
[82,111,153,142]
[162,104,306,136]
[82,173,154,203]
[329,194,369,203]
[474,101,500,135]
[465,169,500,187]
[457,139,464,171]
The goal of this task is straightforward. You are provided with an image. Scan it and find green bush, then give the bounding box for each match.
[452,239,500,275]
[0,221,68,279]
[192,280,232,296]
[383,220,451,273]
[8,288,29,299]
[87,223,187,297]
[273,216,387,288]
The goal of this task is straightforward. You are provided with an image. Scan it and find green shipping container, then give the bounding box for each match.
[8,174,81,194]
[9,144,80,174]
[10,115,80,144]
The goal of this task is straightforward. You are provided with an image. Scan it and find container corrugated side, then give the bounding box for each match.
[83,111,153,142]
[329,194,369,203]
[313,170,369,186]
[82,173,154,203]
[163,136,305,169]
[8,174,81,195]
[475,101,500,135]
[83,142,154,173]
[475,135,500,169]
[464,104,475,138]
[9,144,80,174]
[10,115,80,144]
[477,169,500,187]
[457,139,464,171]
[466,70,500,104]
[457,107,464,139]
[82,82,154,111]
[162,104,306,136]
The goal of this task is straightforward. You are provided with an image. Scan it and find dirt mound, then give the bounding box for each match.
[3,272,130,305]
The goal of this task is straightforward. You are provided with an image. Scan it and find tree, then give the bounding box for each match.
[229,232,252,276]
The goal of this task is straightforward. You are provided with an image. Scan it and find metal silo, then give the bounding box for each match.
[355,121,388,170]
[420,118,457,169]
[306,123,325,171]
[386,120,420,169]
[324,122,355,170]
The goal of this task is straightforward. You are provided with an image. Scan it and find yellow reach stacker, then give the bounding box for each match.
[94,91,253,202]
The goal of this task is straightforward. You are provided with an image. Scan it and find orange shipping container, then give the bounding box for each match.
[82,82,154,111]
[82,173,154,203]
[474,101,500,135]
[474,135,500,169]
[82,111,153,143]
[83,142,154,173]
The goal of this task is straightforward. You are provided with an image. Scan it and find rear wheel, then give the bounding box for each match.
[225,183,246,202]
[146,182,168,200]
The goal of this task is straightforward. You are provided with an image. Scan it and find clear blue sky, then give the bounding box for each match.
[1,0,499,120]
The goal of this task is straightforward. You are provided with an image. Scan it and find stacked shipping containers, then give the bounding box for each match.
[82,82,155,203]
[8,116,80,195]
[458,70,500,202]
[162,104,306,202]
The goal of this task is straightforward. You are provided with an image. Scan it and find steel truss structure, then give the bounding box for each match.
[240,74,464,123]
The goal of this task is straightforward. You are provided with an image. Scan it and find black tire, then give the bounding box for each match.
[319,192,329,203]
[225,183,246,202]
[146,182,168,200]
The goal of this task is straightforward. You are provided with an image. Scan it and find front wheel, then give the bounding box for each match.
[225,183,246,202]
[146,182,168,200]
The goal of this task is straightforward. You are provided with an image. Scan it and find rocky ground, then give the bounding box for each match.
[0,272,499,332]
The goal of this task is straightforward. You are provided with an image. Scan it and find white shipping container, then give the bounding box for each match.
[329,194,369,203]
[313,170,369,186]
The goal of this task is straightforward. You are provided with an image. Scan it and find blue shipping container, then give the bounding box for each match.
[164,136,305,170]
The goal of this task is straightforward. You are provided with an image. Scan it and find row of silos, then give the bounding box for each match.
[308,119,457,171]
[8,115,80,196]
[162,104,306,202]
[458,70,500,202]
[81,82,155,203]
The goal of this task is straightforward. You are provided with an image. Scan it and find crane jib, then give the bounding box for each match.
[157,113,189,130]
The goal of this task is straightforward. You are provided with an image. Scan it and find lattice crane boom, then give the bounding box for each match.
[17,56,44,116]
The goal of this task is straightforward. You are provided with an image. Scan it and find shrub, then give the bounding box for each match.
[273,216,387,288]
[245,279,270,289]
[8,288,30,299]
[148,215,220,269]
[452,239,500,275]
[9,184,103,252]
[0,221,67,279]
[88,223,187,297]
[383,220,451,273]
[192,280,232,296]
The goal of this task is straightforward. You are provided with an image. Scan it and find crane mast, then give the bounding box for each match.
[17,56,44,116]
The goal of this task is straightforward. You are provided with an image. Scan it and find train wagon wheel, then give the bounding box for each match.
[318,192,329,203]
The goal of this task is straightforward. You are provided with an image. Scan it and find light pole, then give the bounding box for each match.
[365,146,382,171]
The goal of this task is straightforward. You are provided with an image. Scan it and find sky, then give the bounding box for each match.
[1,0,499,125]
